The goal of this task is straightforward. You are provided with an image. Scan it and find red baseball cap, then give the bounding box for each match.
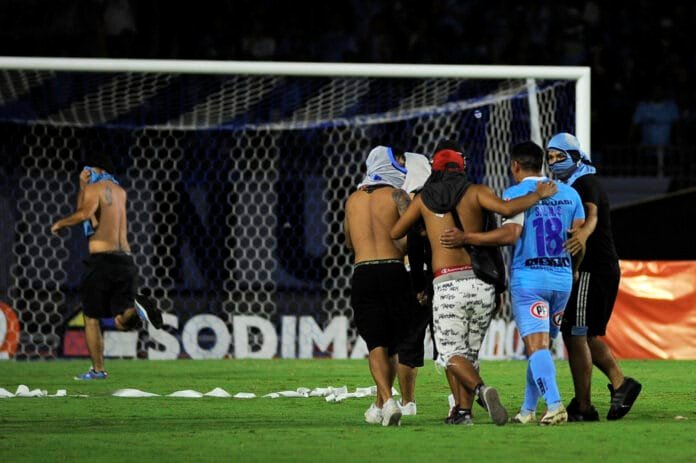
[432,149,465,172]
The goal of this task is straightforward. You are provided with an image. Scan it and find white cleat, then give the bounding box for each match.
[511,411,537,424]
[364,403,383,424]
[381,398,402,426]
[400,401,417,416]
[540,404,568,426]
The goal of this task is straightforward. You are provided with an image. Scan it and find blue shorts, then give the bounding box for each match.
[511,285,571,339]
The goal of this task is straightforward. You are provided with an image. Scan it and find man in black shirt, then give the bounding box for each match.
[547,133,642,421]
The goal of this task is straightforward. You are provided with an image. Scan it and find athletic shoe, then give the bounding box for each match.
[444,405,459,424]
[134,294,163,329]
[74,368,108,380]
[539,404,568,426]
[511,411,536,424]
[607,377,642,420]
[445,407,474,425]
[381,398,402,426]
[479,386,508,426]
[364,403,382,424]
[566,397,600,422]
[476,395,488,412]
[400,401,417,416]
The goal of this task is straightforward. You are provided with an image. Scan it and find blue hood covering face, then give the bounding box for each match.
[546,132,596,184]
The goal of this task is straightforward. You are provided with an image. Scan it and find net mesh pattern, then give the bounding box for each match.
[0,69,576,358]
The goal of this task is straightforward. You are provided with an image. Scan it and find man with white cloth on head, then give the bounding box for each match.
[393,150,432,417]
[344,145,413,427]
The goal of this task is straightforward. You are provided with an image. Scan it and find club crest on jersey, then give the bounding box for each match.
[530,302,549,319]
[552,311,564,327]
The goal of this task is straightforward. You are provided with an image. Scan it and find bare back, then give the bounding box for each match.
[420,206,470,272]
[420,185,489,271]
[455,184,489,234]
[345,187,404,263]
[88,181,130,254]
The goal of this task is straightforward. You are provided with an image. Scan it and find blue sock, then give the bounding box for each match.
[522,363,540,413]
[529,349,561,408]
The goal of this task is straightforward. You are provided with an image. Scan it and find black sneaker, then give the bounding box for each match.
[444,406,473,425]
[607,377,642,420]
[134,294,163,329]
[444,405,460,424]
[451,409,473,425]
[480,385,508,426]
[476,395,488,412]
[566,397,600,422]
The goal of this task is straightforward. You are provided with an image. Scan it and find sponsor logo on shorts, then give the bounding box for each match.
[530,301,549,320]
[524,257,571,268]
[552,311,564,327]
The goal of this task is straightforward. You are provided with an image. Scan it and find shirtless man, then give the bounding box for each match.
[51,153,161,380]
[345,145,412,427]
[390,148,556,425]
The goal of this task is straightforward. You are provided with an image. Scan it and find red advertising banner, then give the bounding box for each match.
[605,261,696,359]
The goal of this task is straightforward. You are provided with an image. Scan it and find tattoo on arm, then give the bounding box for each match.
[392,189,411,215]
[105,186,113,206]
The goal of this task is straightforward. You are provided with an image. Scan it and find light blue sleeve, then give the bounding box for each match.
[502,184,523,201]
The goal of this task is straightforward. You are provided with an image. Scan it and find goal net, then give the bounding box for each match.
[0,59,588,360]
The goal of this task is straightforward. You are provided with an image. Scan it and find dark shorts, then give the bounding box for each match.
[350,260,413,354]
[561,262,620,337]
[397,298,431,368]
[80,252,137,319]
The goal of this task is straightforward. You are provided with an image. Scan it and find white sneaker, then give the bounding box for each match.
[540,404,568,426]
[364,403,382,424]
[381,398,402,426]
[511,411,537,424]
[400,401,417,416]
[447,393,456,415]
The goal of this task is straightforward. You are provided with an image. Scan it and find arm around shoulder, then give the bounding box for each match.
[390,196,422,240]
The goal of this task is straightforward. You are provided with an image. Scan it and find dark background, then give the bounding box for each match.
[0,0,694,154]
[1,0,694,262]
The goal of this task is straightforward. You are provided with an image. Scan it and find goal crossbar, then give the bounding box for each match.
[0,56,591,152]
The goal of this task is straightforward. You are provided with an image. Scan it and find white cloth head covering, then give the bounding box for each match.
[357,146,407,189]
[402,152,431,193]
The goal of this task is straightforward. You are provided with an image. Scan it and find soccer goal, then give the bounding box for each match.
[0,57,589,360]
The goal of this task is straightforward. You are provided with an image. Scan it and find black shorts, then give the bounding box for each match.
[80,252,137,319]
[351,260,413,354]
[397,298,432,368]
[561,261,620,337]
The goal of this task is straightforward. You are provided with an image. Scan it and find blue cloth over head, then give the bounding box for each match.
[546,132,596,185]
[82,166,119,237]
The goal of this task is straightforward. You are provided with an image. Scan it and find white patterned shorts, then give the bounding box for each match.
[432,270,496,365]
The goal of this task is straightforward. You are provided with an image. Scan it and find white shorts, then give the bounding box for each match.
[432,269,496,365]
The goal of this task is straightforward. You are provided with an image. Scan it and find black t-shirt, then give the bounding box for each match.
[571,174,619,271]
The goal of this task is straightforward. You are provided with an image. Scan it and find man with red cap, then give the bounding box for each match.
[391,143,556,425]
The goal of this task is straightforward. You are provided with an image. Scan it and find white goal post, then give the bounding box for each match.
[0,57,589,360]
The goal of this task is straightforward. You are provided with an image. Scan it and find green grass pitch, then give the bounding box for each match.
[1,359,693,462]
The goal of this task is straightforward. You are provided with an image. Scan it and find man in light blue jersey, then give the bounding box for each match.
[440,141,585,425]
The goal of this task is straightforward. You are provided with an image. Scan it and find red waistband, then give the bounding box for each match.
[433,265,473,278]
